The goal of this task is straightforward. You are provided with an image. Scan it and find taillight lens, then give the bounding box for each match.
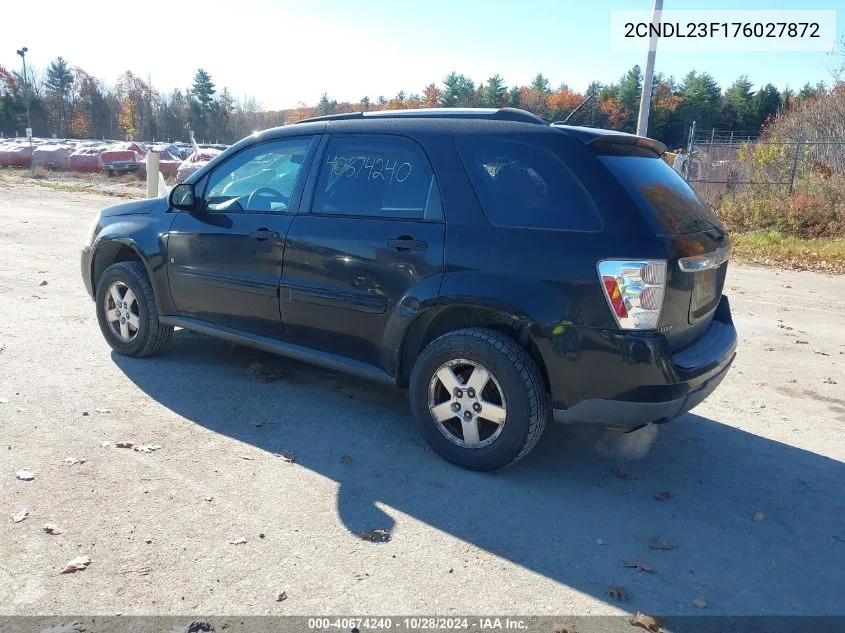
[598,260,667,330]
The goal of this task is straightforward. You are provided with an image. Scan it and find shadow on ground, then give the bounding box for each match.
[113,330,845,619]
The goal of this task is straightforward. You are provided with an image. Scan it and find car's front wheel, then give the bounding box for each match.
[95,261,172,357]
[409,328,549,471]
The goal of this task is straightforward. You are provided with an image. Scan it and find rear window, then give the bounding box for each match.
[457,138,602,231]
[599,153,723,235]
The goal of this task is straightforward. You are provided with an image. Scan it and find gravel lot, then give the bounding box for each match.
[1,181,844,618]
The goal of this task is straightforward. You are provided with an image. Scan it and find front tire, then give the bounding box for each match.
[95,261,172,357]
[409,328,549,471]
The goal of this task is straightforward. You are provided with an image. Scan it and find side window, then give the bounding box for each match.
[312,136,437,220]
[204,137,312,212]
[456,138,602,231]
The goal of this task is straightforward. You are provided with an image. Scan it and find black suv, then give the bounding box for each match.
[81,108,736,471]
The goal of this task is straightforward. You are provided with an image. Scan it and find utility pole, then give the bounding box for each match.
[16,47,31,130]
[636,0,663,137]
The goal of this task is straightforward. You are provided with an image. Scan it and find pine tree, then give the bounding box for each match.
[481,74,506,108]
[44,57,73,136]
[530,73,551,94]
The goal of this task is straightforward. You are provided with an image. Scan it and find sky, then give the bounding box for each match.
[1,0,842,110]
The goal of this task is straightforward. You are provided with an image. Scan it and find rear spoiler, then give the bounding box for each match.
[551,124,667,157]
[586,135,667,157]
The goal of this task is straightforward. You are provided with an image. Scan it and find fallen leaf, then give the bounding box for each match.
[16,470,35,481]
[613,467,630,480]
[795,339,809,344]
[692,597,707,609]
[630,611,663,632]
[259,369,286,383]
[339,455,353,465]
[623,559,655,573]
[276,450,296,464]
[360,529,391,543]
[605,585,628,601]
[62,457,86,466]
[39,622,86,633]
[115,442,133,449]
[246,362,286,382]
[276,591,288,602]
[229,537,247,545]
[753,512,765,521]
[12,508,28,523]
[60,555,91,574]
[654,491,673,502]
[134,444,162,453]
[44,523,62,534]
[238,455,255,461]
[648,536,677,550]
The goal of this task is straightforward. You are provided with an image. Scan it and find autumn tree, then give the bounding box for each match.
[418,84,437,108]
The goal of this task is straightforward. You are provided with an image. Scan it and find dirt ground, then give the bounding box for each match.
[1,181,844,618]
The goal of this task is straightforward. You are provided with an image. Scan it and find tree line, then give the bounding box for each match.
[0,58,834,149]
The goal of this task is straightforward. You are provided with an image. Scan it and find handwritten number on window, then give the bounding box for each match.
[325,155,413,183]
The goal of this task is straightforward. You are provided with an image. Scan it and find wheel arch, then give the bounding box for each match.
[90,238,166,314]
[397,303,551,394]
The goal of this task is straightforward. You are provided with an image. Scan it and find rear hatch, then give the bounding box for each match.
[592,140,730,351]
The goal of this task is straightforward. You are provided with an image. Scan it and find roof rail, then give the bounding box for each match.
[294,107,547,125]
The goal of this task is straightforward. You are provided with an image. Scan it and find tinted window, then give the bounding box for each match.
[599,153,723,235]
[204,138,312,212]
[457,138,601,231]
[313,137,435,219]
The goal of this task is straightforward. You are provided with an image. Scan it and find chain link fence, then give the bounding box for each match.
[678,127,845,207]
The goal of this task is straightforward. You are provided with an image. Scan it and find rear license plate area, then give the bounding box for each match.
[690,268,718,322]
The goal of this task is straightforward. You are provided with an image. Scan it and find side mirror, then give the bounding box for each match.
[169,183,196,211]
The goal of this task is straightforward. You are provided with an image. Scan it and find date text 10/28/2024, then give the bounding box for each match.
[307,617,528,631]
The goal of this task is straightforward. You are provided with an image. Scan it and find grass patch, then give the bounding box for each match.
[31,179,144,199]
[730,230,845,273]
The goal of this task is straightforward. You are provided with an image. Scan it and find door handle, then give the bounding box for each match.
[387,237,427,252]
[250,228,281,242]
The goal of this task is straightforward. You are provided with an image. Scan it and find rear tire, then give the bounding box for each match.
[409,328,549,471]
[95,261,172,357]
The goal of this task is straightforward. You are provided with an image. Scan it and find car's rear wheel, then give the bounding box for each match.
[95,261,172,357]
[409,328,549,471]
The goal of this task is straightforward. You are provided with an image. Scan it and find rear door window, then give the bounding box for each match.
[456,138,601,231]
[598,152,723,235]
[312,136,440,220]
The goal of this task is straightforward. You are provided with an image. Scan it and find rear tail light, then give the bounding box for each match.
[598,260,666,330]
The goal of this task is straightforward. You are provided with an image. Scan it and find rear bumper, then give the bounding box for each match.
[546,295,737,429]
